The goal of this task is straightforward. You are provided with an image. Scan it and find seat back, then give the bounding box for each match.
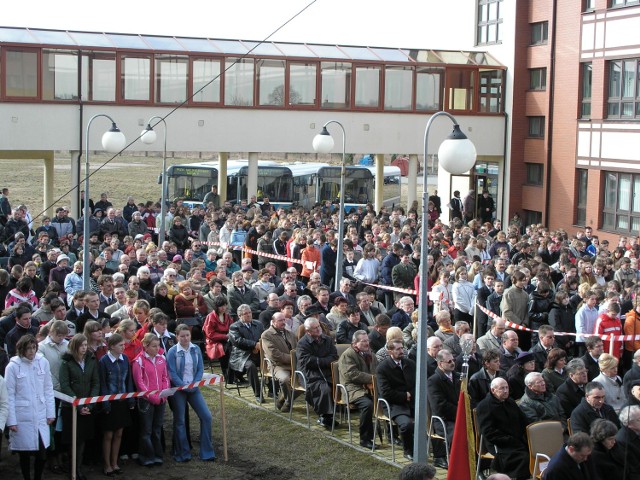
[472,408,494,458]
[526,420,564,476]
[336,343,351,358]
[259,339,272,378]
[330,361,346,406]
[290,349,305,392]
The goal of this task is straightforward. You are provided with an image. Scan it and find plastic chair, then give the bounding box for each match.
[425,403,450,463]
[526,420,564,479]
[330,361,352,443]
[473,408,496,480]
[335,343,351,358]
[371,374,397,462]
[288,349,311,428]
[259,339,278,410]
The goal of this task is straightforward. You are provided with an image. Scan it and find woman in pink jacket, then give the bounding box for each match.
[132,333,170,467]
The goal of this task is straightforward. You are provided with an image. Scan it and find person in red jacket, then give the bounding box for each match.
[594,302,623,359]
[203,296,233,377]
[132,333,170,466]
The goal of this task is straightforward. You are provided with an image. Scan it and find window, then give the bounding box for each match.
[224,58,254,106]
[81,52,116,102]
[42,50,78,100]
[603,171,640,233]
[320,62,351,109]
[576,169,588,226]
[192,58,221,104]
[477,0,503,45]
[607,59,640,118]
[528,116,545,138]
[121,56,151,101]
[416,67,443,111]
[256,59,285,106]
[155,55,188,103]
[354,65,380,108]
[4,49,38,98]
[479,69,503,112]
[531,22,549,45]
[526,163,544,185]
[446,68,474,111]
[384,66,412,110]
[288,62,317,106]
[523,210,543,226]
[611,0,640,6]
[581,63,592,118]
[529,68,547,91]
[584,0,595,10]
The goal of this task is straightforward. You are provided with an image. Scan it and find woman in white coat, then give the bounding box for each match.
[6,334,55,480]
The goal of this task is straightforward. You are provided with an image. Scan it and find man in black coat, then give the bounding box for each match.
[613,405,640,480]
[469,349,503,408]
[368,314,390,353]
[556,358,588,418]
[296,318,338,428]
[228,304,265,403]
[570,381,620,434]
[529,324,558,372]
[227,272,261,320]
[376,339,416,461]
[580,336,603,381]
[623,350,640,397]
[427,350,460,469]
[475,377,530,480]
[543,432,597,480]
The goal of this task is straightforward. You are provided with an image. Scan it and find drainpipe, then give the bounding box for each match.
[544,0,558,225]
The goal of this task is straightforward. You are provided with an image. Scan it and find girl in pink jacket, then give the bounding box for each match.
[132,333,170,466]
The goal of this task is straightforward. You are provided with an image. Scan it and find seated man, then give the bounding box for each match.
[427,349,460,470]
[613,405,640,478]
[499,329,522,372]
[338,330,377,449]
[469,348,503,408]
[518,372,565,426]
[477,318,506,353]
[228,303,265,404]
[570,381,620,434]
[476,378,530,480]
[556,358,588,418]
[543,432,597,479]
[296,318,339,428]
[376,339,417,461]
[442,320,470,359]
[336,306,369,344]
[581,336,604,381]
[529,324,557,372]
[368,314,390,353]
[261,312,297,411]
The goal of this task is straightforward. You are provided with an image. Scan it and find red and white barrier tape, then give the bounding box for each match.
[54,373,223,407]
[475,303,638,342]
[363,282,417,296]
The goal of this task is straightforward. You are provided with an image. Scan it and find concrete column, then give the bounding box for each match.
[407,154,418,211]
[70,150,81,219]
[43,151,55,218]
[248,152,258,201]
[218,152,228,202]
[374,154,384,212]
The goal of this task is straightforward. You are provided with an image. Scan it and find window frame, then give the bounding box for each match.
[190,56,223,106]
[602,171,640,233]
[119,53,153,104]
[525,163,544,186]
[529,67,547,91]
[476,0,504,46]
[531,22,549,46]
[607,58,640,119]
[581,63,592,119]
[576,169,588,226]
[2,47,40,100]
[528,116,546,138]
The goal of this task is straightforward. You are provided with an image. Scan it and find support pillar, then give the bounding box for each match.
[248,152,258,202]
[70,150,81,219]
[218,152,228,203]
[408,154,418,211]
[374,154,384,213]
[43,151,55,218]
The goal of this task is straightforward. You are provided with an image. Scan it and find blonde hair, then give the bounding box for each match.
[598,353,618,372]
[142,332,159,348]
[386,326,403,342]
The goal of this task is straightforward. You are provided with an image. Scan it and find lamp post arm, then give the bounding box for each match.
[414,111,460,464]
[83,113,118,290]
[322,120,346,292]
[146,116,168,245]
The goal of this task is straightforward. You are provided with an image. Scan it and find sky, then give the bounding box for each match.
[1,0,465,50]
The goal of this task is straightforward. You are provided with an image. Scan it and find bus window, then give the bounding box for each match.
[167,167,216,202]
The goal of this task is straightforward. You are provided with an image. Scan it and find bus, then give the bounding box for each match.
[165,160,295,208]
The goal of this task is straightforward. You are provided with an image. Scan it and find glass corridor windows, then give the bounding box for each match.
[81,52,116,102]
[354,65,380,108]
[384,66,413,110]
[192,58,221,104]
[121,56,151,101]
[4,49,38,98]
[288,62,317,106]
[257,59,285,106]
[155,55,188,104]
[225,58,254,106]
[321,62,351,109]
[42,50,78,100]
[416,67,443,111]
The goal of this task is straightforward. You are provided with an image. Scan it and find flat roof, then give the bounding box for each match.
[0,26,504,66]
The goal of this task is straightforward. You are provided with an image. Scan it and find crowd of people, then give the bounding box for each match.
[0,182,640,479]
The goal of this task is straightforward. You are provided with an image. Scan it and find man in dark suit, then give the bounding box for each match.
[570,381,620,434]
[530,324,558,371]
[581,336,604,381]
[427,350,460,470]
[297,317,339,428]
[613,405,640,479]
[469,348,503,408]
[329,278,357,307]
[476,377,530,480]
[368,314,390,353]
[356,292,380,327]
[543,432,597,479]
[556,359,589,418]
[426,336,442,376]
[227,271,261,320]
[228,304,265,404]
[376,339,416,461]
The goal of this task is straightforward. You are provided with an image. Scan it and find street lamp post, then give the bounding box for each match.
[414,112,476,463]
[312,121,346,292]
[140,117,168,245]
[83,115,126,290]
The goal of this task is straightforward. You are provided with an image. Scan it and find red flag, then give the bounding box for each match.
[446,382,476,480]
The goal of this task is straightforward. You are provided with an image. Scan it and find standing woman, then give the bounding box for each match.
[452,266,475,324]
[59,334,100,480]
[83,320,108,361]
[117,319,143,363]
[131,333,170,467]
[98,333,134,476]
[166,324,215,462]
[6,335,55,480]
[300,235,321,285]
[174,281,208,341]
